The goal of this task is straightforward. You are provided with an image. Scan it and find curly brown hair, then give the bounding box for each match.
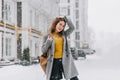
[49,17,66,35]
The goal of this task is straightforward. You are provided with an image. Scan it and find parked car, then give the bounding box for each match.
[70,48,86,60]
[77,49,86,59]
[82,48,96,55]
[70,47,78,60]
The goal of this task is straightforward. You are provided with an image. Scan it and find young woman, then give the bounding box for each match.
[41,16,79,80]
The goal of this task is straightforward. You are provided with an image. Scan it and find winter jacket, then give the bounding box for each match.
[41,16,79,80]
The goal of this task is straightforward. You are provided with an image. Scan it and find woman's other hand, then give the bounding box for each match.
[47,35,53,41]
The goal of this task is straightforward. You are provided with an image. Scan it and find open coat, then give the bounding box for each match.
[41,16,79,80]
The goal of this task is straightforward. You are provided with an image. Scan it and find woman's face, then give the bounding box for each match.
[55,21,65,33]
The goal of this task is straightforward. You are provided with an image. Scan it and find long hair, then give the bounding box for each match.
[48,17,66,35]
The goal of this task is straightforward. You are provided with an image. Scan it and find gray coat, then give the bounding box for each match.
[41,17,79,80]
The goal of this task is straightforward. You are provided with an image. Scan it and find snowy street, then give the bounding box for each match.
[1,0,120,80]
[0,54,120,80]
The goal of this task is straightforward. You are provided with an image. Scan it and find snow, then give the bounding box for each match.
[75,55,120,80]
[0,54,120,80]
[1,33,120,80]
[0,64,45,80]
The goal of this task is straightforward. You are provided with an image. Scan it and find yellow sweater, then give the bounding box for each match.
[53,32,64,58]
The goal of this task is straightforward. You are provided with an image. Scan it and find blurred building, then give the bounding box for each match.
[59,0,88,49]
[0,0,59,61]
[0,0,89,62]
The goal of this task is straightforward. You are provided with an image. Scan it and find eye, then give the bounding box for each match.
[58,21,65,27]
[59,23,62,26]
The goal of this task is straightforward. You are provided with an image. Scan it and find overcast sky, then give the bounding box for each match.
[88,0,120,33]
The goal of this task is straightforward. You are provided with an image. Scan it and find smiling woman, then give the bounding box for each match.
[41,16,79,80]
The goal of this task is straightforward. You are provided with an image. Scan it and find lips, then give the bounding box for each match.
[58,28,62,32]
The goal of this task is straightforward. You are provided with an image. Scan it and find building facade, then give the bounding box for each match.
[0,0,59,61]
[59,0,88,49]
[0,0,89,62]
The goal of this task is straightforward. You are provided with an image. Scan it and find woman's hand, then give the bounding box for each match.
[56,16,64,18]
[47,35,53,41]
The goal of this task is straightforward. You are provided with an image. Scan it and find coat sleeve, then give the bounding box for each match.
[64,16,75,36]
[41,35,52,54]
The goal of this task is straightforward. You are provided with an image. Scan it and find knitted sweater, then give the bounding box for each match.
[53,32,64,58]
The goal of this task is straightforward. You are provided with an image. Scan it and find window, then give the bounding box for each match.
[30,10,33,27]
[35,11,39,29]
[75,2,79,8]
[76,21,79,29]
[60,7,67,15]
[2,0,4,20]
[35,43,39,56]
[75,41,80,48]
[68,6,70,15]
[76,9,79,19]
[17,2,22,27]
[6,38,11,56]
[17,34,22,59]
[68,0,70,3]
[75,32,80,40]
[2,1,11,22]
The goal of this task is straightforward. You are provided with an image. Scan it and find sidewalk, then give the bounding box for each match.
[0,62,15,66]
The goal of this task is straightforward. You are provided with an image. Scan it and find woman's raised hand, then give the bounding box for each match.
[56,16,64,18]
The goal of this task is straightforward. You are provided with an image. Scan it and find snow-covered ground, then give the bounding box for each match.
[0,54,120,80]
[76,54,120,80]
[0,64,44,80]
[1,32,120,80]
